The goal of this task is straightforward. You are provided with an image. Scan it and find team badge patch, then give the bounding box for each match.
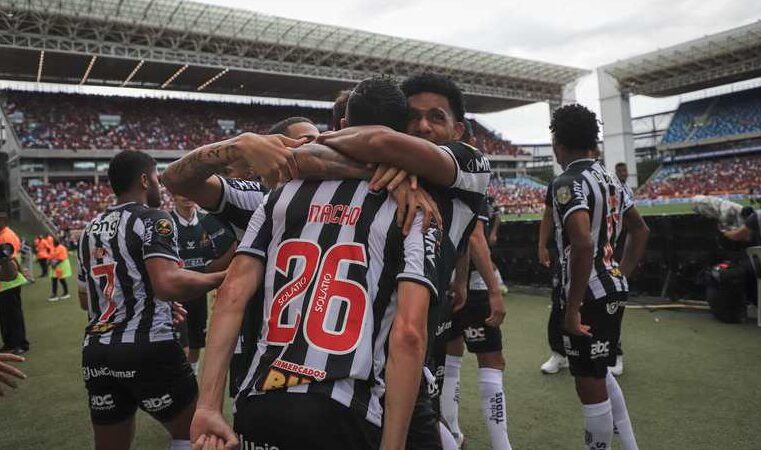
[155,218,174,236]
[556,186,572,205]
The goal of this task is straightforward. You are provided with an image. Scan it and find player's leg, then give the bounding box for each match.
[604,294,637,449]
[93,417,136,450]
[185,295,208,374]
[541,284,568,374]
[468,294,511,450]
[440,311,466,444]
[158,397,197,449]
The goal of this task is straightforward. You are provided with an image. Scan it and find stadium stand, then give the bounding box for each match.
[468,119,528,156]
[24,180,174,234]
[661,87,761,145]
[489,175,547,215]
[636,153,761,200]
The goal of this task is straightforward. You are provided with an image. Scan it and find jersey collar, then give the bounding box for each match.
[174,209,199,227]
[566,158,596,168]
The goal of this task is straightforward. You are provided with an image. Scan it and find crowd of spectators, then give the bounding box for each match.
[4,91,521,156]
[25,180,174,234]
[635,153,761,200]
[468,119,528,156]
[662,87,761,144]
[488,176,547,215]
[4,92,332,151]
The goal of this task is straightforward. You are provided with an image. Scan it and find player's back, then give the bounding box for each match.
[236,178,438,426]
[78,202,178,346]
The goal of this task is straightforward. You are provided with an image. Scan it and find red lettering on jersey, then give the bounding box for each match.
[307,204,362,226]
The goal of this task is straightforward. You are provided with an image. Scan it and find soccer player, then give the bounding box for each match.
[549,105,649,450]
[441,195,512,450]
[318,73,495,450]
[268,116,320,142]
[170,195,236,374]
[191,77,439,449]
[77,150,226,450]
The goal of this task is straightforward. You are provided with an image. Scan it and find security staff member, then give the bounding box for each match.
[0,211,29,355]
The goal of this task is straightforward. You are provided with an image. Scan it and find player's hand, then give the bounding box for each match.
[370,165,418,192]
[390,181,442,235]
[171,302,188,326]
[538,246,551,268]
[450,282,467,313]
[0,353,26,396]
[191,407,239,450]
[233,133,307,188]
[564,310,592,337]
[485,289,506,327]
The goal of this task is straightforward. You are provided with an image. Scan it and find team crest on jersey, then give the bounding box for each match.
[556,186,572,205]
[88,323,115,334]
[155,218,173,236]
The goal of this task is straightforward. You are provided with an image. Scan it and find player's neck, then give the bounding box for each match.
[116,192,147,207]
[175,207,195,221]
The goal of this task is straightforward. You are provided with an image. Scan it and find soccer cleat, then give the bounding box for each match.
[47,296,60,302]
[60,294,71,300]
[610,355,624,376]
[540,352,568,374]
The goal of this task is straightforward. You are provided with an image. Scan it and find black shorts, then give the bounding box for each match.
[561,292,626,379]
[185,296,208,349]
[406,382,443,450]
[82,340,197,425]
[449,291,503,353]
[234,392,380,450]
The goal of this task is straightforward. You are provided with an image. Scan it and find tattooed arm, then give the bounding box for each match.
[160,133,302,210]
[292,142,373,181]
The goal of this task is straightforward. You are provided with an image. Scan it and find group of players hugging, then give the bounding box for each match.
[75,73,649,450]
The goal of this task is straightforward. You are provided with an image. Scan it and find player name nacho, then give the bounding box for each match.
[308,203,362,226]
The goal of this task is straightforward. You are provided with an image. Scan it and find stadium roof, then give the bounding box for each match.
[0,0,588,113]
[600,20,761,97]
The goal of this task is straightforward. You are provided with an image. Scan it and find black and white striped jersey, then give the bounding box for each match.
[77,203,180,346]
[550,159,634,300]
[468,198,493,292]
[235,179,440,427]
[207,176,268,240]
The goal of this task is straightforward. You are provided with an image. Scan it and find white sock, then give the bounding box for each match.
[170,439,191,450]
[438,421,459,450]
[606,372,638,450]
[583,400,613,450]
[478,367,512,450]
[190,362,199,375]
[441,355,463,438]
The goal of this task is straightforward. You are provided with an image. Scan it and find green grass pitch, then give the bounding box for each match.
[2,254,761,448]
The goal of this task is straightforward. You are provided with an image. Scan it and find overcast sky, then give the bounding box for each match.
[206,0,761,143]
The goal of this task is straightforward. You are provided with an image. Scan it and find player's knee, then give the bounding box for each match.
[446,338,465,357]
[574,377,608,404]
[476,351,505,371]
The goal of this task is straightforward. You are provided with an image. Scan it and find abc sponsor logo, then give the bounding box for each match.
[141,394,173,412]
[590,340,610,360]
[90,394,115,411]
[463,326,486,342]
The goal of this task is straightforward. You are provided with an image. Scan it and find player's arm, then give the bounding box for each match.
[537,206,553,268]
[723,226,752,242]
[618,206,650,277]
[488,211,501,246]
[191,254,263,450]
[160,133,303,208]
[451,247,470,312]
[469,221,505,327]
[146,258,225,302]
[317,125,457,187]
[383,280,430,449]
[564,210,594,337]
[205,243,236,274]
[292,142,374,180]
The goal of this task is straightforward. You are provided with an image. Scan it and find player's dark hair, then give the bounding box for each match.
[108,150,157,196]
[615,162,627,169]
[346,77,408,132]
[550,104,599,152]
[463,118,474,141]
[267,116,314,135]
[401,72,465,122]
[332,90,351,130]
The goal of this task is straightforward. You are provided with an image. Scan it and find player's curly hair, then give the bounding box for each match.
[401,73,465,121]
[347,76,408,132]
[550,104,599,152]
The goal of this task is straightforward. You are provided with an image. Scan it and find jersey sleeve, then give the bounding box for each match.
[140,209,181,263]
[76,232,87,288]
[620,181,635,214]
[235,194,272,260]
[438,142,490,212]
[396,214,441,300]
[208,176,268,240]
[552,175,589,224]
[477,198,490,224]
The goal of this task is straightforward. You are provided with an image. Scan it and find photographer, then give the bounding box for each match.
[723,208,760,245]
[0,211,29,355]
